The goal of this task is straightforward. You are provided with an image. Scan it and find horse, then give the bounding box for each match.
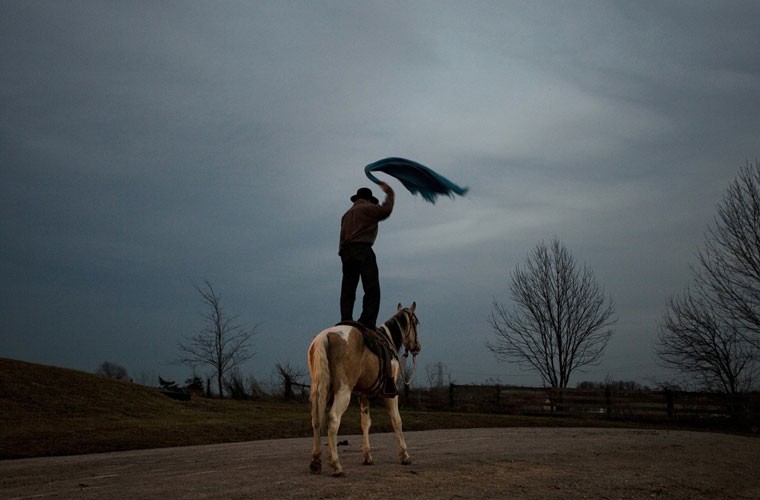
[307,302,421,476]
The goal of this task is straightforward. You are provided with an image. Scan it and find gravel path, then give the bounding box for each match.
[2,427,758,499]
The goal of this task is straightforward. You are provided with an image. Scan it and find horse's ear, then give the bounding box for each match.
[410,301,416,312]
[397,303,403,311]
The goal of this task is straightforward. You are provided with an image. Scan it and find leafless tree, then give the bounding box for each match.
[658,287,757,393]
[175,281,256,397]
[96,361,129,380]
[274,362,307,400]
[658,162,760,393]
[225,369,252,400]
[697,161,760,349]
[425,361,450,390]
[487,238,616,388]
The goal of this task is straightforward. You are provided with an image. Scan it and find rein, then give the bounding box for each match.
[401,351,417,386]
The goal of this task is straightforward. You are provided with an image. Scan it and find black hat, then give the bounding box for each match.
[351,187,378,204]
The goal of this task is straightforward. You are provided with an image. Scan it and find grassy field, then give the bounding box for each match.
[1,357,643,460]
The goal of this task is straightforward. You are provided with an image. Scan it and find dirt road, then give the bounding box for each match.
[2,427,758,499]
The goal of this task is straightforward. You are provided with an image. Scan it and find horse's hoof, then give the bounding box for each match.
[331,470,345,478]
[401,457,412,465]
[363,457,374,465]
[309,461,321,474]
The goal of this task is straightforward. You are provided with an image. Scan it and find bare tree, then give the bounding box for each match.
[487,238,616,388]
[274,362,307,400]
[175,281,256,397]
[96,361,129,380]
[697,161,760,349]
[658,287,757,393]
[658,162,760,393]
[225,369,252,400]
[425,361,450,389]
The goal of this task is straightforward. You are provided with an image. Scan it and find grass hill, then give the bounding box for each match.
[2,357,639,460]
[0,357,318,459]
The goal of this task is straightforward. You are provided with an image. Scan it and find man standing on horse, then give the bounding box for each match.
[339,182,394,329]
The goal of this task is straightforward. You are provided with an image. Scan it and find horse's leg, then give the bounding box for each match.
[310,407,322,474]
[384,396,412,465]
[327,386,351,476]
[359,395,373,465]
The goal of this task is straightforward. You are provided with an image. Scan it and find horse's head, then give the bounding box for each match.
[396,302,421,357]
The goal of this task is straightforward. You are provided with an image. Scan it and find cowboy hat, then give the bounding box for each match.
[350,187,378,204]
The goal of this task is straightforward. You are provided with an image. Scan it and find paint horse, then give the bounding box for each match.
[308,302,421,476]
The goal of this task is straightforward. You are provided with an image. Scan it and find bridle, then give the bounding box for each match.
[379,308,420,386]
[399,310,420,386]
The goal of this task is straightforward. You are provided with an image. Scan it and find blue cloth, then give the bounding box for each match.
[364,157,468,204]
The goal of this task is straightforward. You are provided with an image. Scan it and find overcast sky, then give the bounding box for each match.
[2,1,759,389]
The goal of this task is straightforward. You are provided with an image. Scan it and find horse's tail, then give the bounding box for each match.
[308,332,330,434]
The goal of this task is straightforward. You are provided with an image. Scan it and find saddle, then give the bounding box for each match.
[336,321,398,397]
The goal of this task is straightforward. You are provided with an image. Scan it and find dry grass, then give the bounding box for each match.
[1,357,639,460]
[1,358,316,458]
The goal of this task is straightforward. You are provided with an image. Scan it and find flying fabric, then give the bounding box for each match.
[364,157,468,204]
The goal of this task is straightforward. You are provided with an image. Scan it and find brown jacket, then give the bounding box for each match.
[339,190,394,253]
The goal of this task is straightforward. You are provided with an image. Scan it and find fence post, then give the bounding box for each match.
[449,383,456,409]
[605,386,612,419]
[665,389,674,419]
[552,388,564,414]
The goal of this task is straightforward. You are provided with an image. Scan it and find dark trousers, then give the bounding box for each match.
[340,244,380,328]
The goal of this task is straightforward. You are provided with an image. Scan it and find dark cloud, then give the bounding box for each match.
[2,1,759,387]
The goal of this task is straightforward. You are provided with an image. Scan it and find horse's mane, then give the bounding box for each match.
[383,308,415,350]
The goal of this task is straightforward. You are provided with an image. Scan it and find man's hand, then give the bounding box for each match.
[379,182,393,194]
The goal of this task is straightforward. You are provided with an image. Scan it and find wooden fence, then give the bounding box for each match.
[399,384,760,427]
